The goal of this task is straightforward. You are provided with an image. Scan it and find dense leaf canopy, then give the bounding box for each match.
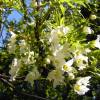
[0,0,100,100]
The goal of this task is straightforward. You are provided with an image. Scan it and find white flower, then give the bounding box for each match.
[46,58,51,64]
[27,51,35,64]
[19,40,26,46]
[47,69,64,87]
[94,35,100,49]
[49,29,59,43]
[76,76,91,86]
[12,58,18,67]
[74,76,91,95]
[77,64,87,70]
[68,73,75,80]
[49,44,65,69]
[29,51,34,56]
[75,54,88,70]
[90,14,97,20]
[10,31,16,39]
[85,48,91,53]
[52,44,63,56]
[59,26,70,35]
[9,58,21,81]
[62,59,74,73]
[7,31,17,53]
[83,27,92,34]
[8,31,16,45]
[49,42,71,69]
[50,53,65,69]
[0,8,5,11]
[75,54,88,62]
[49,26,69,43]
[19,40,29,54]
[25,67,40,85]
[74,84,90,95]
[7,44,16,53]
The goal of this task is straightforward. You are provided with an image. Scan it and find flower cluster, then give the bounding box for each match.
[47,26,72,87]
[8,31,39,82]
[1,0,100,99]
[45,24,98,96]
[94,35,100,49]
[8,23,99,96]
[74,76,91,95]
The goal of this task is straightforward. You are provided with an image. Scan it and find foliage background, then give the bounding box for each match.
[0,0,100,100]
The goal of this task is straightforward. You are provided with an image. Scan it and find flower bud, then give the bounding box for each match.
[68,73,75,80]
[46,58,51,64]
[83,26,92,34]
[90,14,96,20]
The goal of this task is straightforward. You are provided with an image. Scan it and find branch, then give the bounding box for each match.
[0,74,49,100]
[40,6,53,26]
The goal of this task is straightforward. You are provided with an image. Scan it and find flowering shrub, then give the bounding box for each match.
[0,0,100,99]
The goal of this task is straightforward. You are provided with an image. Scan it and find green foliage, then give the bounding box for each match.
[0,0,100,99]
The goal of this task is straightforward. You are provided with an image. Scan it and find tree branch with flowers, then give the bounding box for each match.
[0,0,100,99]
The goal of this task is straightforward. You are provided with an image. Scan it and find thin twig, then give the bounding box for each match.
[0,75,49,100]
[17,92,49,100]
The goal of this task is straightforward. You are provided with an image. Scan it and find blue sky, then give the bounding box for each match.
[0,0,31,47]
[0,10,23,47]
[7,10,23,22]
[7,0,31,22]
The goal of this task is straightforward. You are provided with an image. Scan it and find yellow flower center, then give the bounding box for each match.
[76,59,82,64]
[54,70,60,77]
[58,31,63,37]
[74,84,81,91]
[63,64,69,71]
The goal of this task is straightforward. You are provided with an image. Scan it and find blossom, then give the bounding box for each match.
[49,26,69,43]
[9,58,21,81]
[45,58,51,64]
[75,54,88,62]
[90,14,97,20]
[49,29,59,44]
[74,84,90,95]
[12,58,18,67]
[19,40,26,46]
[47,69,64,87]
[75,54,88,70]
[52,44,63,56]
[58,26,70,35]
[49,42,71,69]
[74,76,91,95]
[27,51,35,64]
[62,59,74,73]
[76,64,87,70]
[7,44,16,53]
[68,73,75,80]
[8,31,16,44]
[85,48,91,53]
[76,76,91,86]
[18,40,29,54]
[83,26,92,34]
[49,26,71,70]
[25,67,40,85]
[10,31,16,39]
[49,44,66,69]
[7,31,17,53]
[0,8,5,11]
[19,40,27,53]
[50,53,65,69]
[94,35,100,49]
